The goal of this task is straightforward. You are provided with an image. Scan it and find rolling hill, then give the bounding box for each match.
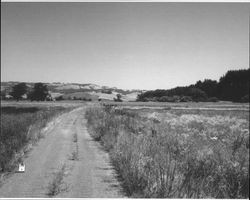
[1,82,143,102]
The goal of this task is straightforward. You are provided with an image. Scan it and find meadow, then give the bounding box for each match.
[85,102,249,198]
[0,102,75,174]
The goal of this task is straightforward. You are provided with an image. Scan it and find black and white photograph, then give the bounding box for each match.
[0,0,249,199]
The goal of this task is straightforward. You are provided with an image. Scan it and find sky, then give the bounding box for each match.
[1,2,249,90]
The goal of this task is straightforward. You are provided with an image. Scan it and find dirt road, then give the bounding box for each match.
[0,107,124,198]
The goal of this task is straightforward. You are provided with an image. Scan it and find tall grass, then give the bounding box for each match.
[0,106,71,173]
[85,105,249,198]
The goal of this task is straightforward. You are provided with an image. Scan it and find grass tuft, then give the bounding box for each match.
[47,164,67,197]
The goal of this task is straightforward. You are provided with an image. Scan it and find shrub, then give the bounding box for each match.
[114,94,123,102]
[10,83,28,101]
[241,95,249,103]
[188,88,208,102]
[29,83,49,101]
[101,89,112,94]
[158,96,180,102]
[180,96,193,102]
[207,97,219,102]
[55,96,64,101]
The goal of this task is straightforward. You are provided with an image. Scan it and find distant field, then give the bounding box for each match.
[120,103,249,121]
[62,92,99,101]
[102,100,249,106]
[0,100,90,108]
[2,99,248,110]
[102,101,249,112]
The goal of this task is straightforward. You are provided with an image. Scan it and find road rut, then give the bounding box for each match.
[0,106,124,198]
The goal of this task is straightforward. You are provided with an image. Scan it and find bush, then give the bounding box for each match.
[55,96,64,101]
[158,96,170,102]
[207,97,219,102]
[1,90,6,100]
[29,83,49,101]
[157,96,180,102]
[241,95,249,103]
[10,83,28,101]
[114,94,123,102]
[188,88,208,102]
[180,96,193,102]
[101,89,112,94]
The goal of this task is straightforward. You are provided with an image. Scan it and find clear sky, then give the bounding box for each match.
[1,2,249,90]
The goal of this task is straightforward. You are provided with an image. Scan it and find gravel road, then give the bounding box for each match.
[0,106,124,198]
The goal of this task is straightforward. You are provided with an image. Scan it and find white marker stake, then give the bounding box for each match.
[18,163,25,172]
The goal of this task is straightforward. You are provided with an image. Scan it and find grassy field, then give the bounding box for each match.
[0,102,77,174]
[102,101,250,108]
[0,100,89,108]
[85,102,249,198]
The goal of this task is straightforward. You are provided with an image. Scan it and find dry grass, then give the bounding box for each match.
[102,101,249,109]
[47,164,67,196]
[85,105,249,198]
[70,132,79,161]
[73,132,78,143]
[0,106,72,173]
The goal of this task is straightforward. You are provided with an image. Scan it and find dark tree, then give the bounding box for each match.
[55,96,64,101]
[137,87,208,102]
[10,83,28,101]
[114,93,122,102]
[187,88,208,102]
[0,90,6,100]
[101,89,112,94]
[136,68,249,103]
[29,83,49,101]
[218,69,249,102]
[194,79,218,97]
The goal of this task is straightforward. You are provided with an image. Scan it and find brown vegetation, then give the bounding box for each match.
[0,106,71,173]
[85,105,249,198]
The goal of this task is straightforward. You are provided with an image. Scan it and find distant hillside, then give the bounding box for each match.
[0,82,142,102]
[2,68,248,103]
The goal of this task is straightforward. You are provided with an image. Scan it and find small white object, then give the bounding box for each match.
[210,136,218,140]
[18,163,25,172]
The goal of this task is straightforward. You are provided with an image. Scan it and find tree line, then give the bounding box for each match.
[137,68,249,102]
[2,82,50,101]
[1,68,249,102]
[1,82,124,102]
